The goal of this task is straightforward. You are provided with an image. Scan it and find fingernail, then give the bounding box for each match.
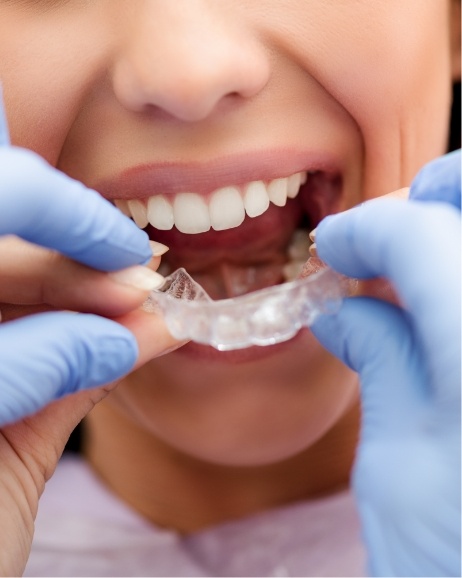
[149,240,169,257]
[109,266,165,291]
[309,228,317,242]
[309,242,318,258]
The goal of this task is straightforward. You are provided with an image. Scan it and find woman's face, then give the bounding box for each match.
[0,0,458,465]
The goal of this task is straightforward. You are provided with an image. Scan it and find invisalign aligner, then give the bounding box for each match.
[143,258,354,351]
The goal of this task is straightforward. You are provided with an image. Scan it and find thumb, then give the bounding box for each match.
[311,298,426,438]
[0,312,138,425]
[409,150,461,209]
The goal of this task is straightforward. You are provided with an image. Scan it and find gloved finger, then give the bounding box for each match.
[0,312,139,425]
[316,200,461,393]
[0,92,151,271]
[0,146,153,270]
[0,302,187,366]
[353,439,461,578]
[0,236,163,317]
[311,298,430,436]
[410,150,461,210]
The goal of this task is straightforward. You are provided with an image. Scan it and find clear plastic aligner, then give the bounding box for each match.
[143,259,352,351]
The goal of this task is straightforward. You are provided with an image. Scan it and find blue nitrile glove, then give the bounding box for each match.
[311,151,461,577]
[0,93,153,425]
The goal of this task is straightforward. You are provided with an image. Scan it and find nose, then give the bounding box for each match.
[112,2,270,122]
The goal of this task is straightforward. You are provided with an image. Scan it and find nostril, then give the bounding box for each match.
[116,65,267,123]
[111,14,270,122]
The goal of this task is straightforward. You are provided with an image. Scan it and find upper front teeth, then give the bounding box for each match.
[147,195,174,230]
[209,186,245,231]
[174,193,210,234]
[115,171,306,234]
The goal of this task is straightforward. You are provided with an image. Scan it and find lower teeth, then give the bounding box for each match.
[155,228,312,298]
[282,228,313,281]
[194,262,286,299]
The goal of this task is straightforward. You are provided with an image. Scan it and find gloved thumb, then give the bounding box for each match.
[311,297,426,439]
[410,150,461,209]
[0,312,138,425]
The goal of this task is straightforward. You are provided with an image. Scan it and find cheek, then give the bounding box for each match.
[326,7,452,197]
[0,6,113,164]
[267,1,452,197]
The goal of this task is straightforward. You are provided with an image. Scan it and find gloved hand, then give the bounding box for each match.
[311,151,461,577]
[0,95,154,425]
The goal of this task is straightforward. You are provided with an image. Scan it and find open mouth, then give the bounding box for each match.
[104,156,343,301]
[95,150,345,299]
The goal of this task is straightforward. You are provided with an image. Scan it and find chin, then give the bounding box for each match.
[145,394,351,468]
[115,331,358,469]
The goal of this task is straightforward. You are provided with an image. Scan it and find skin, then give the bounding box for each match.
[0,0,459,573]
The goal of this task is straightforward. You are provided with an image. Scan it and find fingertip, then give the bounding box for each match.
[94,326,140,384]
[315,209,367,278]
[66,313,140,388]
[311,311,347,365]
[0,312,141,422]
[0,153,154,270]
[60,183,154,270]
[311,297,411,375]
[410,151,461,209]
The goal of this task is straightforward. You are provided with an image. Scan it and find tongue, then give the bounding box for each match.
[146,199,303,299]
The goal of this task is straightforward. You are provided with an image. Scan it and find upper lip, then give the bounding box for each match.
[94,149,342,200]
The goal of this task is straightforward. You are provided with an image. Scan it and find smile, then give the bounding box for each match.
[114,171,307,233]
[97,151,343,300]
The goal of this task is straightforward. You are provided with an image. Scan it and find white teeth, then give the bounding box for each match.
[282,261,305,282]
[209,186,245,230]
[244,181,270,218]
[288,229,311,261]
[174,193,211,234]
[127,199,148,229]
[116,170,306,234]
[114,199,131,216]
[287,172,302,199]
[283,228,313,282]
[267,178,288,207]
[147,195,174,230]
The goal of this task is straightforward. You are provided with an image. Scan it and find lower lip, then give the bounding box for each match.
[175,329,310,364]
